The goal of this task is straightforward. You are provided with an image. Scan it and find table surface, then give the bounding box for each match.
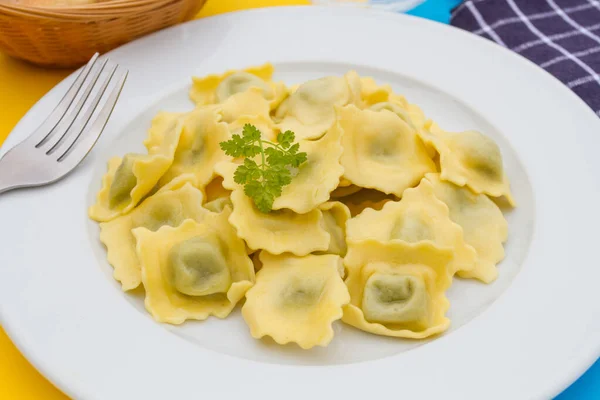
[0,0,598,398]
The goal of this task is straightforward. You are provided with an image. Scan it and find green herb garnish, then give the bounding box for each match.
[219,124,308,213]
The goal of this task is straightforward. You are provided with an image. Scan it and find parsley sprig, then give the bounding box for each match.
[220,124,307,213]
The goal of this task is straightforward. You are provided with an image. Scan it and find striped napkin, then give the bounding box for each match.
[451,0,600,116]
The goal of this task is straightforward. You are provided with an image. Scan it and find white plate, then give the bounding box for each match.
[1,7,600,400]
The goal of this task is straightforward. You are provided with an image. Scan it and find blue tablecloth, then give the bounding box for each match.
[404,0,600,398]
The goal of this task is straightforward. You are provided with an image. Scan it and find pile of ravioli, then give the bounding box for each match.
[89,64,515,349]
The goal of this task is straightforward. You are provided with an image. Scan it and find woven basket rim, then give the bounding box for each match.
[0,0,180,13]
[1,0,165,9]
[0,0,182,20]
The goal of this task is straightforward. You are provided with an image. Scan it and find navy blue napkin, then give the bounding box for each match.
[451,0,600,116]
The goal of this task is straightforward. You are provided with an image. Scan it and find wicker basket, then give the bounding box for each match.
[0,0,207,67]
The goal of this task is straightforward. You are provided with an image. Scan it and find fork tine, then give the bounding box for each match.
[51,63,118,158]
[41,58,109,152]
[57,68,128,165]
[46,61,114,156]
[34,53,100,147]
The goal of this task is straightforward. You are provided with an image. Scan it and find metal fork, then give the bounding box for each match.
[0,53,128,195]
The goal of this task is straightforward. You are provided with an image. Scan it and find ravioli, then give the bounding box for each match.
[271,123,344,213]
[359,76,393,106]
[369,96,426,128]
[228,189,330,255]
[213,160,240,191]
[99,184,209,290]
[318,201,351,256]
[425,173,508,283]
[330,182,362,199]
[342,188,396,217]
[204,177,231,203]
[275,71,362,140]
[347,179,476,275]
[406,101,427,131]
[219,87,272,123]
[242,252,350,349]
[189,63,287,110]
[251,251,263,272]
[421,122,515,205]
[89,122,181,222]
[203,197,232,213]
[90,65,517,348]
[360,77,427,130]
[215,124,344,214]
[228,114,278,144]
[343,240,454,338]
[143,111,184,153]
[369,100,415,129]
[339,177,352,187]
[338,105,436,197]
[134,215,254,324]
[158,107,231,191]
[368,93,432,157]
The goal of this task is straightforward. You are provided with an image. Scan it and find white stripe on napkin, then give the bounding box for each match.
[547,0,600,45]
[506,0,600,88]
[514,22,600,53]
[466,2,507,46]
[470,3,596,36]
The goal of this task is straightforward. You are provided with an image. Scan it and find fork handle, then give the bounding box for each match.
[0,151,17,194]
[0,164,20,195]
[0,149,34,195]
[0,178,18,194]
[0,144,67,195]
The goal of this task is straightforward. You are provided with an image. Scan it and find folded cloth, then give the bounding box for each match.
[451,0,600,116]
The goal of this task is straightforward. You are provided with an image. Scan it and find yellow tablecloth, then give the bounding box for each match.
[0,0,308,398]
